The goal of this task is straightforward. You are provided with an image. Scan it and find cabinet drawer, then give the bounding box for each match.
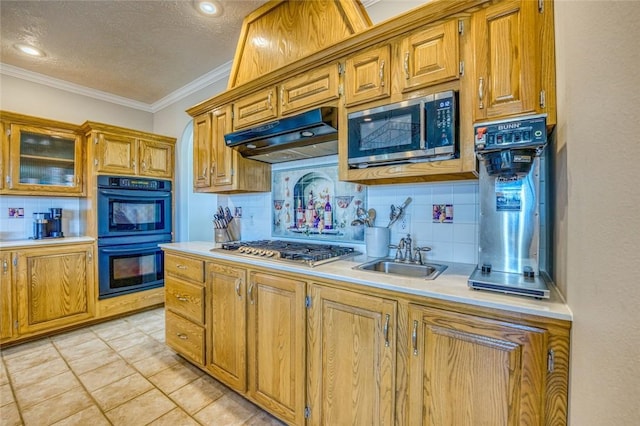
[165,277,204,324]
[233,88,278,130]
[166,311,205,365]
[165,253,204,283]
[280,63,340,115]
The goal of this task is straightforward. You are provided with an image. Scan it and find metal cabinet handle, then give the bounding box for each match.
[235,278,242,298]
[176,264,187,270]
[248,282,255,304]
[176,333,188,340]
[403,52,410,80]
[379,60,386,87]
[88,251,93,262]
[412,320,419,355]
[202,166,208,178]
[383,314,391,347]
[2,259,7,273]
[175,294,188,302]
[280,87,285,107]
[267,92,273,110]
[478,77,485,109]
[141,160,147,171]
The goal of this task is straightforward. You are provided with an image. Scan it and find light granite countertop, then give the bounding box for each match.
[0,236,95,250]
[161,241,573,321]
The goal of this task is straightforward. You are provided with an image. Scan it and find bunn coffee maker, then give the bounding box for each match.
[468,114,550,298]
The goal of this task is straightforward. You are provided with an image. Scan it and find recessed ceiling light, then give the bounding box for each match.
[194,0,222,16]
[14,43,45,57]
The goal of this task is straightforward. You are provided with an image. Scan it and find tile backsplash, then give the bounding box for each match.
[0,195,82,241]
[224,156,480,265]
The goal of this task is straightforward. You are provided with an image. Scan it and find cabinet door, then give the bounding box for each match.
[473,0,541,120]
[212,106,234,188]
[8,124,83,194]
[407,304,548,426]
[232,88,278,130]
[344,44,391,106]
[307,284,396,425]
[193,113,213,189]
[0,252,14,341]
[248,272,306,425]
[280,63,340,115]
[95,132,137,175]
[400,20,459,92]
[206,262,247,391]
[16,245,95,334]
[139,138,173,178]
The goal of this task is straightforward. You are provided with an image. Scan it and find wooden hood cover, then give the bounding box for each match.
[228,0,372,89]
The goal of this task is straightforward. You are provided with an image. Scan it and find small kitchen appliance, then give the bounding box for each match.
[468,114,551,298]
[32,208,64,239]
[347,91,457,168]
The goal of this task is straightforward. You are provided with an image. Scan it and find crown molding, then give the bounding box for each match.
[150,61,232,113]
[0,63,154,112]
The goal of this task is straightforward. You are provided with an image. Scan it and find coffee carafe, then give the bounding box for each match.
[48,208,64,238]
[32,212,50,240]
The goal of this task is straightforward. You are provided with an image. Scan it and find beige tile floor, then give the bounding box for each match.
[0,308,285,426]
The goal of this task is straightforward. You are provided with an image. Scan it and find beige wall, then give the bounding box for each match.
[0,74,153,129]
[554,1,640,424]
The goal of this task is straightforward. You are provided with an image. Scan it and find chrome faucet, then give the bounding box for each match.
[389,234,431,264]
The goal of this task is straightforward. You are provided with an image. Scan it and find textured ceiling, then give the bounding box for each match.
[0,0,269,104]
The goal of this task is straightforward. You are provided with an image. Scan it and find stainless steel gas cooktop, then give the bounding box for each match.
[213,240,359,267]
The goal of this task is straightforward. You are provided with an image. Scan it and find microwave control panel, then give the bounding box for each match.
[425,91,456,155]
[474,114,547,152]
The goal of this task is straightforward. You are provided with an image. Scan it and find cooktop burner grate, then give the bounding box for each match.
[217,240,358,267]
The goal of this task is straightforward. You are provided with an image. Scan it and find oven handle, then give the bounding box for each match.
[98,188,171,199]
[99,245,160,254]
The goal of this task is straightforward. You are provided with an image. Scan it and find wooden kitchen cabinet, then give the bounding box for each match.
[307,283,397,425]
[0,112,84,196]
[279,63,340,116]
[192,105,270,193]
[248,271,306,425]
[15,243,95,335]
[399,19,460,92]
[472,0,556,124]
[82,121,175,179]
[406,304,548,425]
[232,87,278,130]
[344,44,391,106]
[206,262,248,390]
[165,253,206,366]
[0,251,14,341]
[193,112,213,189]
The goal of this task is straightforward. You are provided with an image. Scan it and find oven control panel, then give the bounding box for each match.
[474,114,547,152]
[97,175,171,191]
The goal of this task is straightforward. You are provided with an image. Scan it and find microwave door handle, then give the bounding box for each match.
[420,100,426,149]
[99,189,171,199]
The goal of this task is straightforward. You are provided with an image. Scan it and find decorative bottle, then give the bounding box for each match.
[324,195,333,229]
[296,198,304,228]
[306,191,315,227]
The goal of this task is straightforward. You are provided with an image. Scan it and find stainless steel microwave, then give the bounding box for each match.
[347,91,457,168]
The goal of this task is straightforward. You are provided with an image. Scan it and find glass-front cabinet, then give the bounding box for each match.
[7,123,83,195]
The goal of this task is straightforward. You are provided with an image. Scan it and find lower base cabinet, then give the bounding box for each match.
[407,304,548,425]
[15,244,95,336]
[162,250,570,426]
[306,283,397,426]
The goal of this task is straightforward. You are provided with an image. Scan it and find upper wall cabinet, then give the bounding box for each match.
[0,112,84,196]
[472,0,556,124]
[399,20,460,92]
[82,122,175,179]
[192,105,271,194]
[344,44,391,106]
[280,63,340,116]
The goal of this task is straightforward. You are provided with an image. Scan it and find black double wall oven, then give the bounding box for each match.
[97,176,172,299]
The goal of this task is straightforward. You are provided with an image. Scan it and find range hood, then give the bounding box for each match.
[224,107,338,164]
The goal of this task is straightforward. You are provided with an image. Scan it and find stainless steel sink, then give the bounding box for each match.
[354,258,447,280]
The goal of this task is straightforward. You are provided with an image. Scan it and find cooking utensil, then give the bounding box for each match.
[387,197,412,228]
[367,208,376,226]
